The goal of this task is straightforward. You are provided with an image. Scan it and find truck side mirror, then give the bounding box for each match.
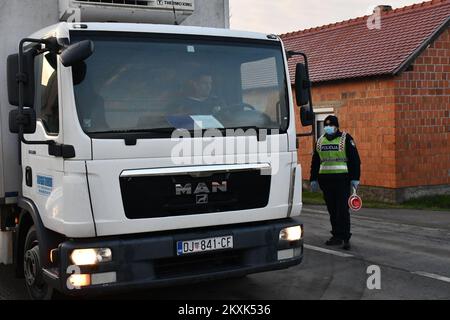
[60,40,94,67]
[295,63,311,106]
[9,108,36,134]
[295,63,315,127]
[300,106,314,127]
[7,51,35,107]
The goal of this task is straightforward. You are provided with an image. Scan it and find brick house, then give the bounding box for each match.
[281,0,450,203]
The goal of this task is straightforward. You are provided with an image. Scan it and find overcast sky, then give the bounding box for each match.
[229,0,426,34]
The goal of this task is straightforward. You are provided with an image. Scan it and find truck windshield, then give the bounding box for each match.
[70,32,289,137]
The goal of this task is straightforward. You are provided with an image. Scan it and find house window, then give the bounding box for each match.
[315,109,334,140]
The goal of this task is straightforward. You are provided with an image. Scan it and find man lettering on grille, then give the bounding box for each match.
[310,115,361,250]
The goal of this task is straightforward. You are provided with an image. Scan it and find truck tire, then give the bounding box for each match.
[23,226,54,300]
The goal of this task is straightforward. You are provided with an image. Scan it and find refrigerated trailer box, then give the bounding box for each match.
[0,0,313,299]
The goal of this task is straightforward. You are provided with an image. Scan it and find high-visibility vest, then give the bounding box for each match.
[317,132,349,174]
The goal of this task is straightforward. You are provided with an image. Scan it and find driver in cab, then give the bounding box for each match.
[172,69,225,115]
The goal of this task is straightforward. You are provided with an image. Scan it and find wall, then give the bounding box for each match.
[394,27,450,190]
[183,0,229,28]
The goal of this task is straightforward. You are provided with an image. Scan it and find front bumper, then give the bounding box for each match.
[44,218,303,296]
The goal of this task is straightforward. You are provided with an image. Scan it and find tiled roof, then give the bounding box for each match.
[281,0,450,83]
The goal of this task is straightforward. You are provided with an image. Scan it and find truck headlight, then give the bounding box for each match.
[279,226,302,242]
[70,248,112,266]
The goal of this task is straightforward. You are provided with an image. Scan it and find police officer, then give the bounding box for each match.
[310,115,361,250]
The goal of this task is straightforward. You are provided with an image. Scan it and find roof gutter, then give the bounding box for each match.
[393,16,450,75]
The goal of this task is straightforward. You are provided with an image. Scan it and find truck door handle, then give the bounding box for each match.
[25,167,32,187]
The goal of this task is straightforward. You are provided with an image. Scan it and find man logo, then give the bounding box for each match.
[196,194,208,205]
[175,181,227,196]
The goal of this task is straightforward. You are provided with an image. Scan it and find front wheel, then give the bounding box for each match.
[23,226,54,300]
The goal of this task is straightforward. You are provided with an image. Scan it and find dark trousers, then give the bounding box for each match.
[318,176,352,241]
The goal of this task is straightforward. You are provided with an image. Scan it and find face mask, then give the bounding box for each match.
[324,126,337,135]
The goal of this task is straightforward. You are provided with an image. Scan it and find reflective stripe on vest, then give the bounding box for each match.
[317,132,348,174]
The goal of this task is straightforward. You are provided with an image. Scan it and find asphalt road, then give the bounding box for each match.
[1,205,449,300]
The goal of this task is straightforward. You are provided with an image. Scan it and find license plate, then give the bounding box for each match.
[177,236,233,256]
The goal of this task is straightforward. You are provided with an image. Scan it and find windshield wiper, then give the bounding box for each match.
[92,126,279,135]
[92,127,178,134]
[90,128,180,146]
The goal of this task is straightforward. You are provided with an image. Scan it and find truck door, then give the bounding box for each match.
[21,52,65,228]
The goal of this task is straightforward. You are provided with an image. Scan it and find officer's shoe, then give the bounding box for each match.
[325,237,343,246]
[342,240,351,251]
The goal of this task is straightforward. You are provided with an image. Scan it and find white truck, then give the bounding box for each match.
[0,0,315,299]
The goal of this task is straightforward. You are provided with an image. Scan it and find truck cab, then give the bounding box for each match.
[1,21,314,299]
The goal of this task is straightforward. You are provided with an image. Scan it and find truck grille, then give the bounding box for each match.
[119,169,271,219]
